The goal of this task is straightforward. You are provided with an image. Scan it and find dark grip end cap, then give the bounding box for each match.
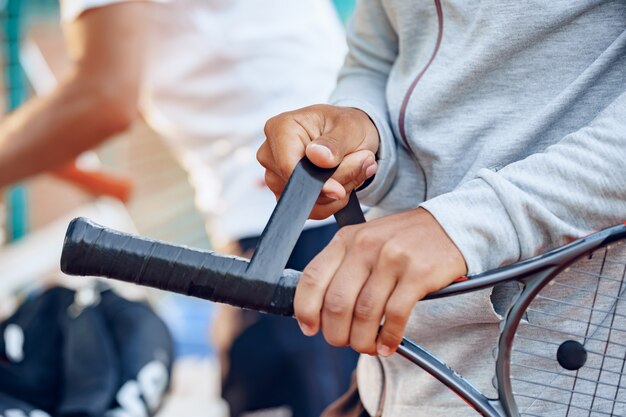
[60,217,94,276]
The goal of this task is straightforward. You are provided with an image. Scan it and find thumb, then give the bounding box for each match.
[305,134,347,169]
[303,105,379,169]
[306,133,351,169]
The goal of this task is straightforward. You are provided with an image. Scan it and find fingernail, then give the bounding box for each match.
[362,157,377,179]
[322,192,340,201]
[308,143,333,160]
[299,322,315,336]
[377,343,392,357]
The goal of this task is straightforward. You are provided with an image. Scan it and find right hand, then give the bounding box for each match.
[257,104,380,219]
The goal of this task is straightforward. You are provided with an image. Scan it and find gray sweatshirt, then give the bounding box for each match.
[329,0,626,415]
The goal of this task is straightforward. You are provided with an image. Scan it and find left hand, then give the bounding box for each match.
[294,208,467,356]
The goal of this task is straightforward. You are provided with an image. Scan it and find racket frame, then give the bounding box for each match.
[398,223,626,416]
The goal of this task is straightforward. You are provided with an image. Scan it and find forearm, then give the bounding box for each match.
[422,91,626,273]
[0,1,151,190]
[0,72,134,188]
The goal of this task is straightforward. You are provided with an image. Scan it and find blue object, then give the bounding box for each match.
[332,0,356,24]
[225,223,359,417]
[159,294,216,358]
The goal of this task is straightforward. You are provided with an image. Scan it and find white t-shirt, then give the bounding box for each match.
[61,0,346,243]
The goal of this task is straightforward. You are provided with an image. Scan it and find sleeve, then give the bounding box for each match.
[329,0,399,207]
[60,0,167,22]
[421,92,626,274]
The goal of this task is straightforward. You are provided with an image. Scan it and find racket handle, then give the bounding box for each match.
[60,217,300,316]
[53,163,133,202]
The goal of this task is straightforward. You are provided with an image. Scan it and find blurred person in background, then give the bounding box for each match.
[0,0,358,416]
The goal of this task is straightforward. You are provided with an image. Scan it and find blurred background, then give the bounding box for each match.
[0,1,355,416]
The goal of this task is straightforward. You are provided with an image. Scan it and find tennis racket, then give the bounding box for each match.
[60,158,626,417]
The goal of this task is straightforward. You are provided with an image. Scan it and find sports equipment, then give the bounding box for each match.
[60,158,626,416]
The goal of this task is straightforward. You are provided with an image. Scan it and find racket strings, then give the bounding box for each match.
[512,362,622,389]
[549,280,626,305]
[512,348,623,377]
[522,310,626,340]
[589,263,626,416]
[515,334,626,363]
[514,393,617,416]
[521,319,626,351]
[532,295,626,321]
[512,376,626,405]
[509,242,626,416]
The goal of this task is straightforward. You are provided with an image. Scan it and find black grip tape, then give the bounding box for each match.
[61,217,300,316]
[60,158,366,317]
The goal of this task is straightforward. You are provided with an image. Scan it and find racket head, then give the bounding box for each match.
[495,224,626,416]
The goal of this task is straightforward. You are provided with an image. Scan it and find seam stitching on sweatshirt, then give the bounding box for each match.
[398,0,444,150]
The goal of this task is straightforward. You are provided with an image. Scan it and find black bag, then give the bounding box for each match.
[0,287,173,417]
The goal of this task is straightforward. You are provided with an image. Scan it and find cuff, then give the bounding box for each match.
[420,176,520,274]
[331,98,398,208]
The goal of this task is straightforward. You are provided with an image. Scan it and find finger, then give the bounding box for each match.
[377,281,417,357]
[264,170,286,198]
[321,178,346,201]
[349,264,397,355]
[305,111,376,169]
[321,245,373,347]
[256,141,274,171]
[309,195,351,220]
[264,114,311,180]
[321,150,377,198]
[294,234,348,336]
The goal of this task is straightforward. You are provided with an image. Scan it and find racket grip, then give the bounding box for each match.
[60,217,300,316]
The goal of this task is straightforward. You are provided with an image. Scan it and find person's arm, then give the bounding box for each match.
[421,91,626,274]
[0,2,151,189]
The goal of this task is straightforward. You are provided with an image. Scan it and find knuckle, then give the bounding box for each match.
[335,224,357,242]
[263,171,277,189]
[380,241,408,265]
[333,108,357,126]
[353,230,378,251]
[350,337,377,355]
[380,327,404,347]
[298,269,322,292]
[294,308,314,325]
[293,298,318,326]
[384,305,408,325]
[324,331,349,348]
[353,293,378,322]
[263,119,275,138]
[256,153,266,167]
[347,177,363,193]
[264,114,283,136]
[324,291,350,317]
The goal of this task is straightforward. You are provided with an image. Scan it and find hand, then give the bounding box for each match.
[294,208,467,356]
[257,104,380,219]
